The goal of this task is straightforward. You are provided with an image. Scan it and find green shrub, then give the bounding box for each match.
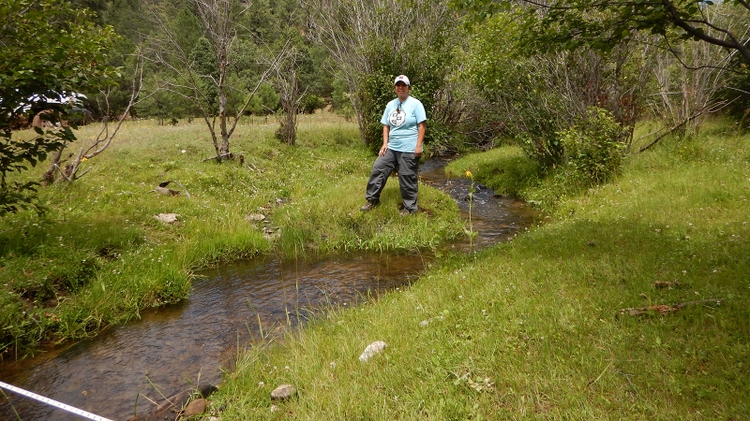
[559,106,627,185]
[301,94,328,114]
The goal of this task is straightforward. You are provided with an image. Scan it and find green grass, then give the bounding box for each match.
[211,119,750,420]
[0,114,464,358]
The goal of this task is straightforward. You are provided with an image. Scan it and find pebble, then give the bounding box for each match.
[183,398,207,417]
[271,384,297,401]
[359,341,388,362]
[154,213,179,224]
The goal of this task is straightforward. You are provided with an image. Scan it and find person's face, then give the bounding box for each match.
[395,82,409,98]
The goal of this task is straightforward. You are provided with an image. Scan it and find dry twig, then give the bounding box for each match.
[617,299,723,318]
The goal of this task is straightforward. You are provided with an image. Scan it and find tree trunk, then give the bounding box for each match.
[217,90,231,160]
[42,148,65,185]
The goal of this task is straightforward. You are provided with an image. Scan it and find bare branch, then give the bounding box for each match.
[142,0,287,159]
[660,0,750,63]
[617,299,723,317]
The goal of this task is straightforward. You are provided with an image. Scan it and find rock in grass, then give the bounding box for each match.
[359,340,388,362]
[154,213,180,224]
[271,384,297,401]
[126,383,217,421]
[246,213,266,222]
[183,398,207,417]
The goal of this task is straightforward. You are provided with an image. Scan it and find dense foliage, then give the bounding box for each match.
[458,11,645,171]
[0,0,116,215]
[559,106,627,185]
[453,0,750,62]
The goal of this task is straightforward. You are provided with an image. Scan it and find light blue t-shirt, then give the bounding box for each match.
[380,96,427,153]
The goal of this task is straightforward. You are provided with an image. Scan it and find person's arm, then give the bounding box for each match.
[380,125,389,156]
[415,121,426,158]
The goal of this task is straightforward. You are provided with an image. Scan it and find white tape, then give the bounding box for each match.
[0,380,113,421]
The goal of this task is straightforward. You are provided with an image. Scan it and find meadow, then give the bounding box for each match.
[211,119,750,420]
[0,113,464,358]
[2,115,748,420]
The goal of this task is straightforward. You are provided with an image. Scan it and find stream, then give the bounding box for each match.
[0,162,537,421]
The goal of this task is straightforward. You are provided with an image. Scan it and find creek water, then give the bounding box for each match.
[0,162,537,421]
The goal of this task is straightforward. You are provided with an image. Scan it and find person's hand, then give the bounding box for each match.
[379,145,388,156]
[415,147,423,159]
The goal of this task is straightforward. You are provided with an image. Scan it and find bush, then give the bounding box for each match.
[301,94,328,114]
[559,107,627,185]
[245,83,280,115]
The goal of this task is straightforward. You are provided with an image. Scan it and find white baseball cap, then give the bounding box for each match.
[394,75,410,86]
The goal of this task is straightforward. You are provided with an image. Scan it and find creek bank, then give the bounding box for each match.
[127,383,217,421]
[0,163,536,421]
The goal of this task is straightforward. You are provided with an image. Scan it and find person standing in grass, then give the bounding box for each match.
[360,75,427,216]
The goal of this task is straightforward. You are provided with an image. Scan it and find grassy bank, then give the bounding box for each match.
[212,120,749,420]
[0,114,464,358]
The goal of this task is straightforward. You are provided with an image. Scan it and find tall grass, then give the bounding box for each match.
[213,118,749,420]
[0,114,464,358]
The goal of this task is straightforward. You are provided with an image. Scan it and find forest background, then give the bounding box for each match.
[3,0,750,209]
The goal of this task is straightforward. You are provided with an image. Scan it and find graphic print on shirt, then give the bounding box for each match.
[388,106,406,127]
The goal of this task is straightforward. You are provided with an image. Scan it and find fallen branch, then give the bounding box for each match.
[638,100,730,153]
[638,111,702,153]
[52,164,72,183]
[617,299,723,318]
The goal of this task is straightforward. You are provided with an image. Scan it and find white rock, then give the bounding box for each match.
[359,341,388,362]
[270,384,297,401]
[154,213,179,224]
[246,213,266,221]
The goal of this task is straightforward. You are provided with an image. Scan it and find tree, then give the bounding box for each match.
[454,0,748,159]
[144,0,286,161]
[458,11,648,166]
[303,0,460,150]
[518,0,745,144]
[453,0,750,65]
[76,0,153,121]
[272,43,304,145]
[0,0,116,215]
[42,52,147,183]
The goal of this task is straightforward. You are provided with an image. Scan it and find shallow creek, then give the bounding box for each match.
[0,161,537,420]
